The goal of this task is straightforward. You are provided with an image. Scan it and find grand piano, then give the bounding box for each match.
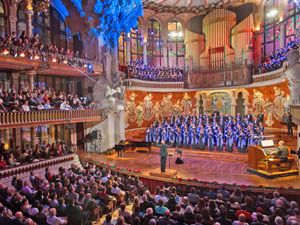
[248,140,293,173]
[115,140,152,156]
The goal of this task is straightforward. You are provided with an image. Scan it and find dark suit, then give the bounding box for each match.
[159,144,168,172]
[287,114,293,136]
[274,146,289,161]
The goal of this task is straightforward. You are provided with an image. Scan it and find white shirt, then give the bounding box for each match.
[22,104,30,112]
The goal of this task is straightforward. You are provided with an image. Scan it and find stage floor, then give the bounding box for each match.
[79,129,300,189]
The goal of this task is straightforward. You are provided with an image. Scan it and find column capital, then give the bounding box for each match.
[25,70,36,76]
[24,8,34,16]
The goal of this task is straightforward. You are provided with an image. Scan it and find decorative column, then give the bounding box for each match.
[30,127,39,148]
[26,70,36,90]
[48,125,55,144]
[107,111,115,149]
[24,9,34,38]
[125,34,131,64]
[11,72,20,92]
[142,40,148,65]
[280,22,286,49]
[9,4,18,33]
[162,41,168,67]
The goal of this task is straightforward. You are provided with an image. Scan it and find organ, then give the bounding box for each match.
[200,9,254,70]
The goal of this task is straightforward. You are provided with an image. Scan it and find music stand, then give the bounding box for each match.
[168,153,173,172]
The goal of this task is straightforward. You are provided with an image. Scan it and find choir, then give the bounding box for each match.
[145,112,265,153]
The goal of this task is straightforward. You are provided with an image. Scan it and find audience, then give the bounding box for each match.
[0,85,96,112]
[0,31,95,66]
[0,161,299,225]
[0,141,72,169]
[259,37,299,73]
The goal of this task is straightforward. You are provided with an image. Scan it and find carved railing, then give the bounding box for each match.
[187,63,253,89]
[252,63,288,83]
[123,79,184,89]
[0,154,75,180]
[0,109,105,128]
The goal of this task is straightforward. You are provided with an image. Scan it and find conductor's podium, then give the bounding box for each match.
[247,145,298,179]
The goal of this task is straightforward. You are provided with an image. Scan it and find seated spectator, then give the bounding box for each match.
[157,210,175,225]
[233,213,249,225]
[22,100,30,112]
[0,155,6,168]
[60,101,71,110]
[155,199,168,216]
[37,102,44,110]
[46,208,66,225]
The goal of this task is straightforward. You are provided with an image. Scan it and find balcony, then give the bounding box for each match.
[123,79,184,89]
[0,51,103,76]
[0,109,105,129]
[187,63,253,89]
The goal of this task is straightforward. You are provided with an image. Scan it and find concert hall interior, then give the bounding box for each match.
[2,0,300,224]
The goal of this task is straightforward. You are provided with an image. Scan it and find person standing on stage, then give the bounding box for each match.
[225,129,234,152]
[287,112,293,136]
[216,128,224,152]
[159,140,168,173]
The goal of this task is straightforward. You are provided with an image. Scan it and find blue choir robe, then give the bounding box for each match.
[247,133,257,149]
[168,131,176,145]
[161,130,168,142]
[198,132,206,150]
[175,130,182,147]
[207,133,215,151]
[258,126,265,134]
[183,131,190,149]
[258,135,265,146]
[237,133,247,153]
[190,131,197,149]
[154,130,160,144]
[225,133,234,152]
[146,130,153,142]
[216,133,224,151]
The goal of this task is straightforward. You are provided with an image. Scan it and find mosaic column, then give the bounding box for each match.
[125,34,131,64]
[142,41,148,65]
[24,9,34,38]
[280,22,286,49]
[26,70,36,90]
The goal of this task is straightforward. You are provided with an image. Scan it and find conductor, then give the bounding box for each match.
[158,140,168,172]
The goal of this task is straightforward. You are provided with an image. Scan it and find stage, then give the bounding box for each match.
[79,130,300,189]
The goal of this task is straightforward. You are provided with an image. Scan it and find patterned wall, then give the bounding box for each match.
[125,81,290,130]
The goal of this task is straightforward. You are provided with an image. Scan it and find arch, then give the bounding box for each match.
[50,0,69,21]
[0,0,8,35]
[146,16,164,29]
[166,17,185,31]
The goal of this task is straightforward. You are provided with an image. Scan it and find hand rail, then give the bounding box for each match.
[0,109,104,128]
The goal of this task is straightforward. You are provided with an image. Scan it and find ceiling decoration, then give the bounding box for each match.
[143,0,246,14]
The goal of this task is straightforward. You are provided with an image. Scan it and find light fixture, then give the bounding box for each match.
[34,55,40,60]
[63,59,68,64]
[19,52,25,57]
[2,49,9,55]
[52,58,57,63]
[83,63,87,68]
[267,9,278,18]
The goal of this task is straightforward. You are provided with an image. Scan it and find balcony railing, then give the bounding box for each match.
[123,79,184,89]
[0,109,105,128]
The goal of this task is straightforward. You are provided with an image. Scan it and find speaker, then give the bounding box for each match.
[88,86,93,93]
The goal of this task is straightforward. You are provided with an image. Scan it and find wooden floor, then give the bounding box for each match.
[79,129,300,189]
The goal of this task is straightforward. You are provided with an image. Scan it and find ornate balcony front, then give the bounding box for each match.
[0,109,105,129]
[0,53,103,76]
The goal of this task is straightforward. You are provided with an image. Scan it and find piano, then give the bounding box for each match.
[115,140,152,156]
[248,141,292,172]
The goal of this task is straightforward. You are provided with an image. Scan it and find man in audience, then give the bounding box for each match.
[46,208,66,225]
